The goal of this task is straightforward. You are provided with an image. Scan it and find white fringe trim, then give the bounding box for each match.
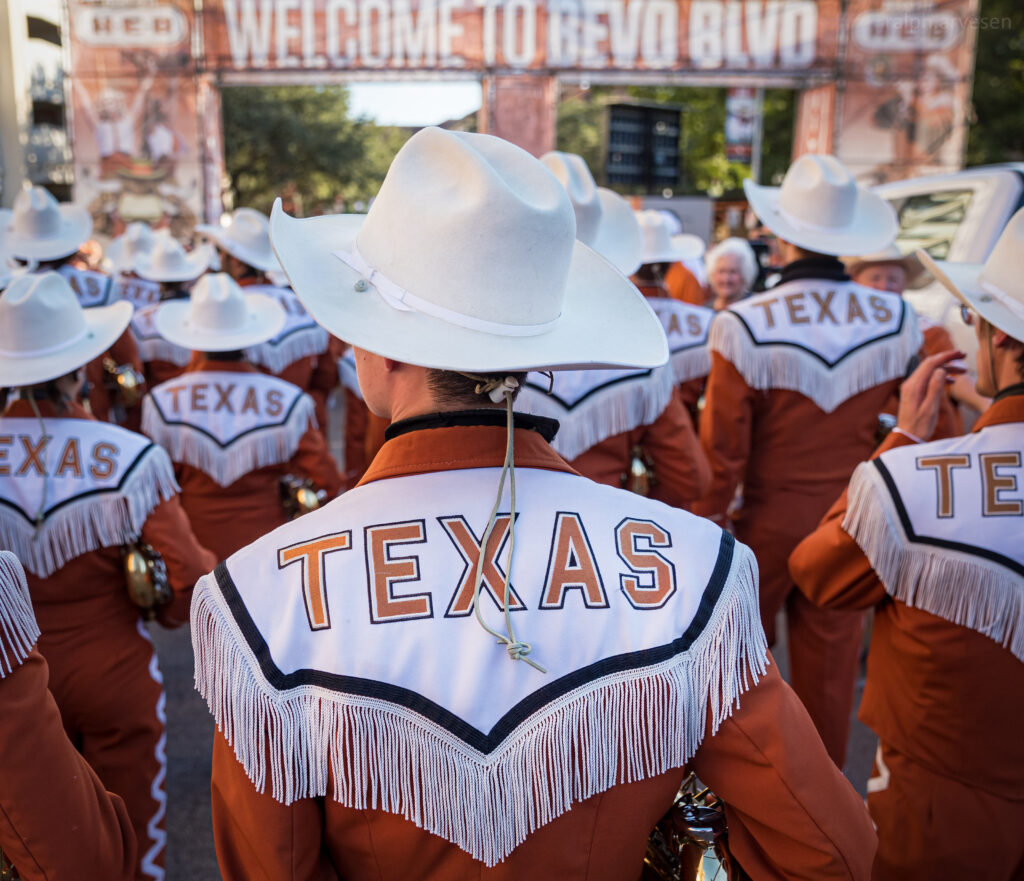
[670,345,711,386]
[245,326,329,374]
[142,395,316,487]
[137,338,192,368]
[844,463,1024,662]
[192,542,766,866]
[0,448,179,579]
[521,368,677,461]
[709,310,923,413]
[0,551,40,676]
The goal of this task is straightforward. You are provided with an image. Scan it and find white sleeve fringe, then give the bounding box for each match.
[191,541,767,867]
[0,551,40,676]
[670,345,711,386]
[844,462,1024,662]
[244,326,330,374]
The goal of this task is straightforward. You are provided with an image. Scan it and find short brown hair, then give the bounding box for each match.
[425,369,528,408]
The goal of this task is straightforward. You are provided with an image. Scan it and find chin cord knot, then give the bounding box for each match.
[455,372,546,674]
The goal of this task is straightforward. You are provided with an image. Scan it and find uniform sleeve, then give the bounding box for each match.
[645,390,711,508]
[0,647,137,881]
[291,424,346,498]
[140,497,218,627]
[211,733,337,881]
[85,329,145,421]
[789,431,916,611]
[691,353,755,522]
[691,662,876,880]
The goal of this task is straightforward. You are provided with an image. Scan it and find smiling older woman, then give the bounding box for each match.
[706,237,759,311]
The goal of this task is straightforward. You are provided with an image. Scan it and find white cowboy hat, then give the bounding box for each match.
[106,222,158,273]
[843,245,925,287]
[540,152,643,276]
[196,208,283,274]
[917,207,1024,342]
[744,154,897,257]
[134,236,213,283]
[154,272,286,352]
[0,187,93,262]
[636,210,706,264]
[0,272,132,386]
[269,127,667,373]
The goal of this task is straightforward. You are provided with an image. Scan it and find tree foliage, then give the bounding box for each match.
[221,85,411,215]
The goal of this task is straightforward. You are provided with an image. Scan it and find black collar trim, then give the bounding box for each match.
[385,409,559,443]
[776,256,850,285]
[993,382,1024,404]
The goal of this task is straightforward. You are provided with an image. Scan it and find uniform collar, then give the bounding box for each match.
[185,354,259,374]
[2,398,92,420]
[776,256,849,285]
[360,410,574,486]
[974,383,1024,431]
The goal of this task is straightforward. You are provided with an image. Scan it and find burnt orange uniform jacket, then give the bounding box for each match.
[170,358,344,561]
[665,262,707,307]
[2,399,215,881]
[210,417,876,881]
[569,389,711,509]
[789,391,1024,881]
[85,328,145,423]
[691,257,908,764]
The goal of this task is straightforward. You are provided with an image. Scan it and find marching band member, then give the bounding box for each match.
[631,211,714,417]
[845,245,982,434]
[338,343,389,485]
[691,155,924,767]
[791,210,1024,881]
[0,551,137,881]
[141,273,344,560]
[130,236,214,387]
[197,208,338,430]
[0,186,144,422]
[0,272,216,881]
[517,153,709,508]
[192,128,874,880]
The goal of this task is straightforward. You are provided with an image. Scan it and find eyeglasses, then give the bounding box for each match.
[960,303,977,326]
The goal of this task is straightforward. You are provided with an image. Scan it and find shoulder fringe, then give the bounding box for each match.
[192,542,766,867]
[524,367,677,461]
[709,309,923,413]
[844,462,1024,662]
[245,326,330,374]
[670,345,711,386]
[137,338,192,368]
[0,551,40,676]
[0,447,179,579]
[142,395,316,487]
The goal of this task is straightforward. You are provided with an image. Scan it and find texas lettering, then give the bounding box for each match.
[279,513,678,631]
[159,380,286,418]
[753,288,894,329]
[0,433,120,479]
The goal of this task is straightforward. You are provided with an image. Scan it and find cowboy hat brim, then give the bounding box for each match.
[642,233,706,265]
[154,292,287,352]
[195,224,283,274]
[844,251,925,287]
[591,189,644,277]
[0,204,93,262]
[744,179,897,257]
[917,251,1024,342]
[0,300,132,387]
[269,201,668,372]
[134,244,214,283]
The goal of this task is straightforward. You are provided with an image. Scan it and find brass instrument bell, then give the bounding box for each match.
[280,474,328,520]
[123,541,172,619]
[627,445,655,497]
[102,356,146,407]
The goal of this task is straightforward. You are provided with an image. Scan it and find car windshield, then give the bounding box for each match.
[890,189,973,260]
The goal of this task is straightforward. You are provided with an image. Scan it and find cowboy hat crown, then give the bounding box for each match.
[636,210,705,265]
[744,154,897,257]
[134,236,213,283]
[107,222,158,271]
[196,208,282,274]
[153,272,286,352]
[0,187,93,262]
[0,272,132,386]
[918,206,1024,342]
[270,128,666,372]
[540,152,644,276]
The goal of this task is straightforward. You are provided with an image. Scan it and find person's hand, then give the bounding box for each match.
[896,350,965,441]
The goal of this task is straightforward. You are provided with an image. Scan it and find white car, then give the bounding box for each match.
[875,164,1024,363]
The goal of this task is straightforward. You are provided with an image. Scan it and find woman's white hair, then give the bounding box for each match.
[706,237,759,290]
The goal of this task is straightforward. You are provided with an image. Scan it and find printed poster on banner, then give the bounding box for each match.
[837,0,980,183]
[66,0,202,241]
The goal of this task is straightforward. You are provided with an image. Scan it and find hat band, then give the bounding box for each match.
[0,326,89,359]
[333,246,561,338]
[979,280,1024,325]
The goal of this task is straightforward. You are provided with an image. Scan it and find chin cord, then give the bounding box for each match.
[458,373,545,674]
